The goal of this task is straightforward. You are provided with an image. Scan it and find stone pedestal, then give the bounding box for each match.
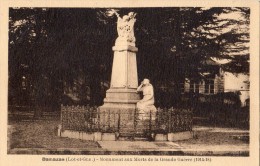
[99,44,141,135]
[100,45,140,108]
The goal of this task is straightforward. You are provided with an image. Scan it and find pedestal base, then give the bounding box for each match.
[100,88,141,110]
[98,88,140,135]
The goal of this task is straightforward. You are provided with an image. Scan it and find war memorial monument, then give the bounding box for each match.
[59,11,193,141]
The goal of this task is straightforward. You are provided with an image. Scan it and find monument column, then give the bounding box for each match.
[99,12,140,111]
[100,45,140,109]
[98,12,141,135]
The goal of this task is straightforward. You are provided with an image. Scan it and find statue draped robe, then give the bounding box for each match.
[136,85,156,113]
[115,15,136,46]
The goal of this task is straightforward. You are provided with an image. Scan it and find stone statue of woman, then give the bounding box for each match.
[112,11,136,46]
[136,79,157,119]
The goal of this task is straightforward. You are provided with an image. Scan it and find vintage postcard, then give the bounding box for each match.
[0,0,259,166]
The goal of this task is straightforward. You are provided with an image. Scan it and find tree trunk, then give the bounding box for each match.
[173,8,184,105]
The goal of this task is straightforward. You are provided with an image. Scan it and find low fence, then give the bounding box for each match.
[8,105,60,121]
[61,105,193,134]
[156,108,193,133]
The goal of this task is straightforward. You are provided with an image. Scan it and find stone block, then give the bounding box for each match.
[61,130,100,141]
[61,130,71,138]
[72,131,80,139]
[112,45,138,52]
[94,132,102,141]
[110,51,138,88]
[102,133,116,141]
[154,134,168,141]
[168,131,193,141]
[61,130,80,139]
[104,88,140,101]
[60,130,70,138]
[79,132,83,139]
[82,132,94,141]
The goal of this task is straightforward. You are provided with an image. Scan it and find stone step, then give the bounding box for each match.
[119,132,149,137]
[118,134,149,141]
[133,137,149,141]
[117,136,148,141]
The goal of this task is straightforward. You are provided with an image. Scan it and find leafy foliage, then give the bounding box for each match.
[8,7,250,109]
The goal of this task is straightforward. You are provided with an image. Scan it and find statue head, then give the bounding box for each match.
[122,15,130,22]
[128,12,136,18]
[142,78,150,85]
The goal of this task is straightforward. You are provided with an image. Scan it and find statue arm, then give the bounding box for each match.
[129,13,137,20]
[136,83,143,92]
[115,12,120,18]
[110,9,120,18]
[113,10,120,18]
[140,86,154,102]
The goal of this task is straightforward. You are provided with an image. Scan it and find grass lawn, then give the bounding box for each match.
[9,119,100,149]
[179,127,249,145]
[8,113,249,155]
[9,120,248,148]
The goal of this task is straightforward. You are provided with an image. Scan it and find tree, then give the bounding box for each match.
[9,7,250,110]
